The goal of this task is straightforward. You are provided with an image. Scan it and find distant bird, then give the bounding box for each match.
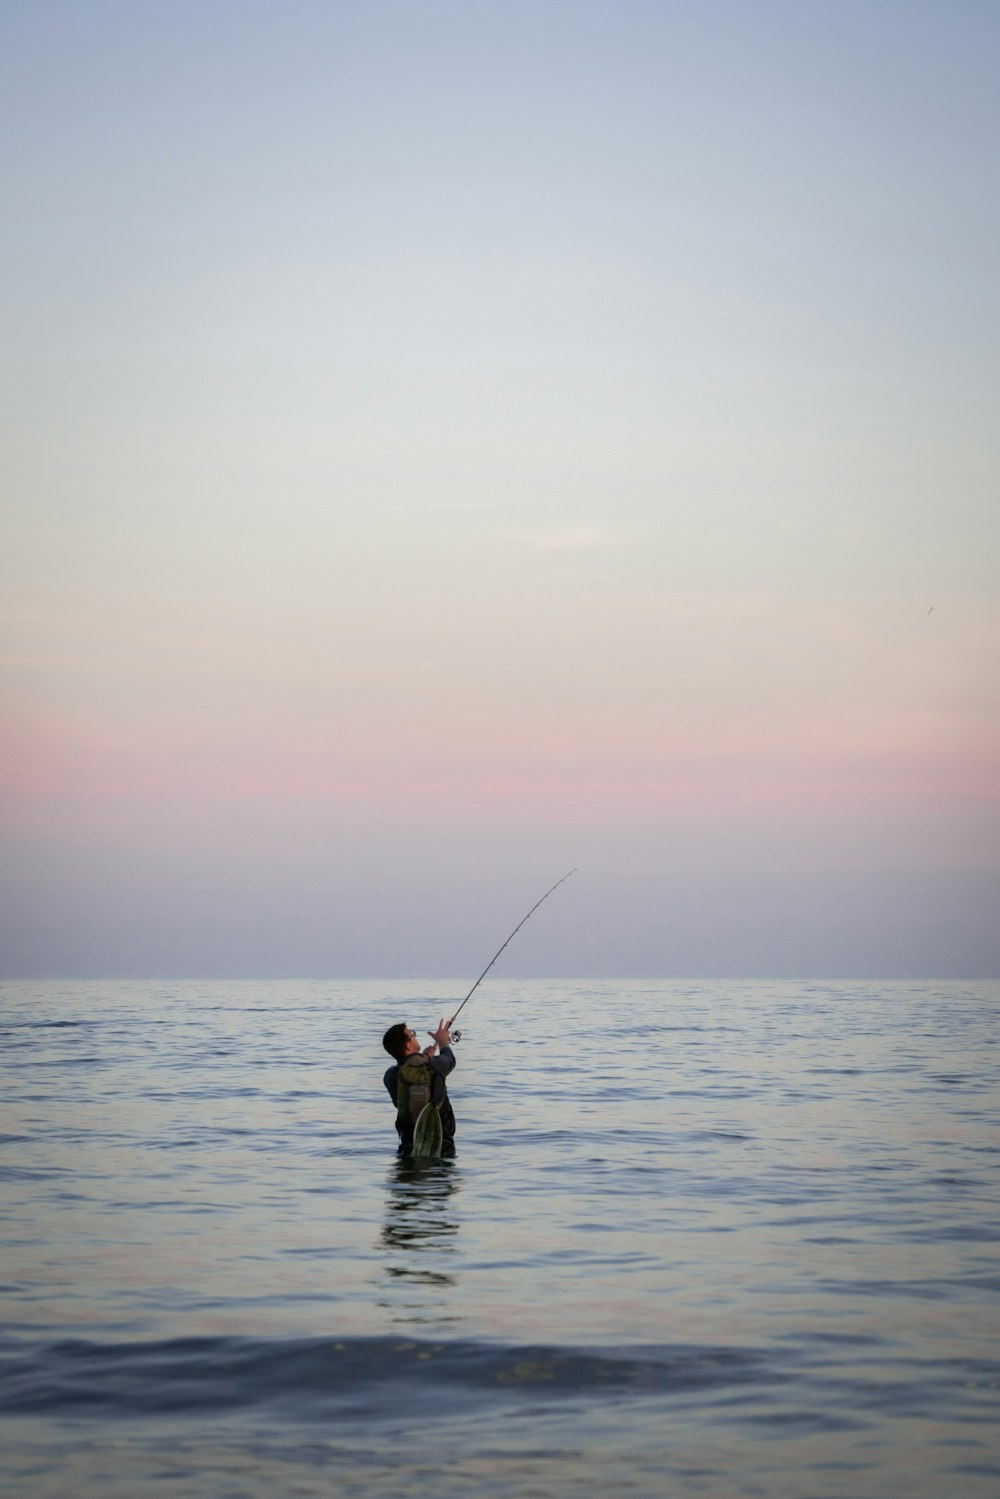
[927,605,935,614]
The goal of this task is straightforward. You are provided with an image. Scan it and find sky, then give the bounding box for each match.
[2,0,998,979]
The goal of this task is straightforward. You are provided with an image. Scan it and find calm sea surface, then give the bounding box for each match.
[1,978,998,1497]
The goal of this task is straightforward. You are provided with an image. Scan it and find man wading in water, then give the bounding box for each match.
[382,1019,456,1158]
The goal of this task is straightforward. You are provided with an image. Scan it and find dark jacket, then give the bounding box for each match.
[383,1046,456,1155]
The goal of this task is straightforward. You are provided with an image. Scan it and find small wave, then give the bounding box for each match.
[0,1165,71,1182]
[19,1057,104,1068]
[0,1335,778,1420]
[6,1020,93,1031]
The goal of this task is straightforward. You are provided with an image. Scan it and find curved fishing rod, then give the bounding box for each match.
[446,869,576,1041]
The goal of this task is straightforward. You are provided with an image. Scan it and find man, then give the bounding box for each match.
[382,1018,456,1157]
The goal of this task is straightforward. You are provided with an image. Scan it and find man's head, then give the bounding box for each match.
[382,1022,420,1062]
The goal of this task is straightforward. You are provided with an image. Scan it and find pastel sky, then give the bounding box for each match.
[3,0,998,978]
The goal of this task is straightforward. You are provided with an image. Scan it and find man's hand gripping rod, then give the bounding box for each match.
[446,870,577,1041]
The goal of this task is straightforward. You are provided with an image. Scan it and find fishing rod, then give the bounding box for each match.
[446,869,576,1041]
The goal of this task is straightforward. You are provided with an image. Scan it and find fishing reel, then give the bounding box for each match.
[450,1028,462,1043]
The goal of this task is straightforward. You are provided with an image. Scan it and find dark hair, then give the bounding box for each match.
[382,1022,409,1062]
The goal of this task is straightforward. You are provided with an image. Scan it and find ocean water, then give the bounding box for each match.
[1,977,998,1497]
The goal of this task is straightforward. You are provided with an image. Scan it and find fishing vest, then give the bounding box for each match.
[395,1055,438,1128]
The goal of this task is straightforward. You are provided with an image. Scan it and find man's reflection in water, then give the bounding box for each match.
[378,1158,461,1326]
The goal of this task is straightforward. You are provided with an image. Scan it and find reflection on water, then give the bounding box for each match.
[378,1159,462,1324]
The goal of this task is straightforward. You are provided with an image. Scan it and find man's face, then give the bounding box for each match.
[403,1026,420,1056]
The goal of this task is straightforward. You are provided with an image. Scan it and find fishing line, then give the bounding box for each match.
[446,869,576,1041]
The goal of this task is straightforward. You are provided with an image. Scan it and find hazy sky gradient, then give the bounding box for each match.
[3,1,998,977]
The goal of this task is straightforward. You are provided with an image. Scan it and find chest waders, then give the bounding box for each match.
[396,1056,443,1159]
